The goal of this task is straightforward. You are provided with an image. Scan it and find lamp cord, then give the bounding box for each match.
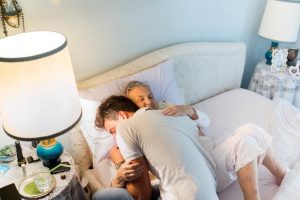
[0,0,7,36]
[0,0,25,36]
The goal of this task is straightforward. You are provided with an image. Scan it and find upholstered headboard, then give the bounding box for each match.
[77,42,246,105]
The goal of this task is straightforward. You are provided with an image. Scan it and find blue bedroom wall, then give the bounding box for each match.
[2,0,299,87]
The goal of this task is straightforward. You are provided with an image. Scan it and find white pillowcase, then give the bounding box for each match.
[271,98,300,169]
[79,99,114,162]
[79,59,185,163]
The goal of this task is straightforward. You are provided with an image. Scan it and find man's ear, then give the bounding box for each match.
[118,111,129,119]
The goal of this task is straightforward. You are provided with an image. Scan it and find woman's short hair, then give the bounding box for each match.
[124,80,151,96]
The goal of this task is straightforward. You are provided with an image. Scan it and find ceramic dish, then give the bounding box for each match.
[18,172,56,199]
[0,144,16,162]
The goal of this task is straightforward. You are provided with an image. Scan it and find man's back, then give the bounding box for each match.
[117,109,218,200]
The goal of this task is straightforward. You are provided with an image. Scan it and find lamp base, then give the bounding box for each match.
[42,158,61,168]
[36,138,63,168]
[265,41,278,65]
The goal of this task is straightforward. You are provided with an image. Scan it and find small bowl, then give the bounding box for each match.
[0,144,16,162]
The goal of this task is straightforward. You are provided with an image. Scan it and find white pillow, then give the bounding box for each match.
[79,99,114,162]
[271,98,300,169]
[272,161,300,200]
[93,158,116,187]
[79,59,185,104]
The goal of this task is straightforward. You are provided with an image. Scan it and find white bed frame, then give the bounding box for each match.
[77,42,246,105]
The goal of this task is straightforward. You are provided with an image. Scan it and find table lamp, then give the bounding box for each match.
[0,31,82,168]
[258,0,300,65]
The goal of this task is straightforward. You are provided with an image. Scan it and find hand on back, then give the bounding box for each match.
[162,105,198,120]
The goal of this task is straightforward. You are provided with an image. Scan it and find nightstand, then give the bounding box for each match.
[0,144,87,200]
[249,60,300,109]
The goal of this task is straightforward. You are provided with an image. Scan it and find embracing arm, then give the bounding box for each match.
[126,157,152,200]
[109,145,144,188]
[115,126,152,199]
[162,104,198,120]
[161,105,209,135]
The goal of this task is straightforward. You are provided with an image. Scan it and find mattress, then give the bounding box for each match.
[193,88,278,200]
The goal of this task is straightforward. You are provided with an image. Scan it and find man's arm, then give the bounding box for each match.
[115,124,152,200]
[125,157,152,200]
[109,145,145,188]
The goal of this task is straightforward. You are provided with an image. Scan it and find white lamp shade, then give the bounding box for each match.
[0,31,81,141]
[258,0,300,42]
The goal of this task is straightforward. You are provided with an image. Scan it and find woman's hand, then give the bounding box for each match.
[109,145,145,187]
[162,105,198,120]
[110,162,145,187]
[118,162,145,182]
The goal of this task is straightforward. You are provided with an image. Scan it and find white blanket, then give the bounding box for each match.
[271,98,300,199]
[271,98,300,169]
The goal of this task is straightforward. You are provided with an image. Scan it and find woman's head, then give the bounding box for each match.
[124,81,158,109]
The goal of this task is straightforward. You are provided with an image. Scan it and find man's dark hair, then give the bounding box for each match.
[95,95,139,129]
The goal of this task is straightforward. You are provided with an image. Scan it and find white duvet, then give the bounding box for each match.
[271,98,300,169]
[194,89,300,200]
[271,98,300,199]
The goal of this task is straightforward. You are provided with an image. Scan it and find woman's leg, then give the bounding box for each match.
[237,159,261,200]
[262,148,286,185]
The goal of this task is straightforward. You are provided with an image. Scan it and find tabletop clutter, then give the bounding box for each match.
[0,141,67,199]
[285,49,300,77]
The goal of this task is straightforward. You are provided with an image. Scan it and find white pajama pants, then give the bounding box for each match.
[210,123,273,192]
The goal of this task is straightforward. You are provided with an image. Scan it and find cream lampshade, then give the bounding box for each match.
[258,0,300,65]
[0,31,81,167]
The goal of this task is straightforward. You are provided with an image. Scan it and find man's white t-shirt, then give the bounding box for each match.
[116,108,218,200]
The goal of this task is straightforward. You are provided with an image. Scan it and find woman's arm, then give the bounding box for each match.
[161,104,198,120]
[161,105,210,134]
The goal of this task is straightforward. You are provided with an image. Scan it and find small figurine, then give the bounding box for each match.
[286,48,299,67]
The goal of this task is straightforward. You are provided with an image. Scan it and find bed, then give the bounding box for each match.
[72,42,300,200]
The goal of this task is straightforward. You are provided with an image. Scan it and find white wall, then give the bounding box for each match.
[1,0,300,150]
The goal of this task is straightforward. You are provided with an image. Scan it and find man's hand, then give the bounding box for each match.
[110,162,145,187]
[162,105,198,120]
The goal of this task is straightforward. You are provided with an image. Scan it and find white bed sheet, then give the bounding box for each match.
[193,88,278,200]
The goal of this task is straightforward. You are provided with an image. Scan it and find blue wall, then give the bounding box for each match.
[2,0,298,88]
[1,0,300,86]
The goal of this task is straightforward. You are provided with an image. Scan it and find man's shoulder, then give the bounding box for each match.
[133,109,161,119]
[119,110,162,131]
[118,119,132,131]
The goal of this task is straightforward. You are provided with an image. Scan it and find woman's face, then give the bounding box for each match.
[127,86,157,109]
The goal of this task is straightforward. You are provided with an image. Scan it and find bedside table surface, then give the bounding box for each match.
[249,61,300,109]
[0,144,87,200]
